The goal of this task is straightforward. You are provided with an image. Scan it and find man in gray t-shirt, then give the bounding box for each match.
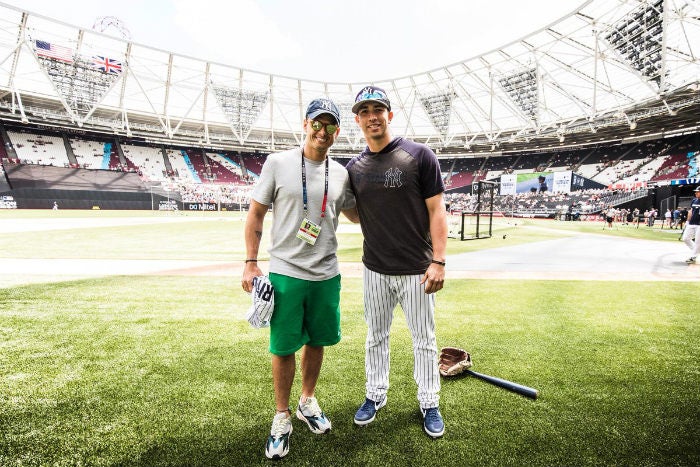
[242,98,357,460]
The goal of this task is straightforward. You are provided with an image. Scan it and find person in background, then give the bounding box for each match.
[604,205,616,229]
[679,206,689,231]
[647,208,657,227]
[672,206,681,229]
[621,208,630,225]
[664,208,672,229]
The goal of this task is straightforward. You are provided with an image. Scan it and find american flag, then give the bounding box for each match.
[91,55,123,75]
[35,40,74,63]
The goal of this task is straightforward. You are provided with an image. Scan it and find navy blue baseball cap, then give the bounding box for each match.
[352,86,391,114]
[306,98,340,125]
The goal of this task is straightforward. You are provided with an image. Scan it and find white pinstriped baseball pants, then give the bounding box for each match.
[683,224,700,257]
[362,266,440,409]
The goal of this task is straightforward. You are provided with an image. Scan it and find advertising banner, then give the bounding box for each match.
[500,170,605,194]
[553,171,572,193]
[515,172,552,193]
[499,173,517,195]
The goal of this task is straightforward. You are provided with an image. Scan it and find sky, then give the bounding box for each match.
[7,0,584,83]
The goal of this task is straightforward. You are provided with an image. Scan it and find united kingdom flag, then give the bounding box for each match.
[91,55,123,75]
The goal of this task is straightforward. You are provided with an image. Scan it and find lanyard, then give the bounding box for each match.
[301,152,329,218]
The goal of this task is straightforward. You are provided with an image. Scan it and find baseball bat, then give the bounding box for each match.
[465,369,539,400]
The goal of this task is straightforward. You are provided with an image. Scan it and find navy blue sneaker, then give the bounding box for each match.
[353,396,387,426]
[421,407,444,438]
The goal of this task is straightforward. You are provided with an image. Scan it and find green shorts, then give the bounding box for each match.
[268,273,342,356]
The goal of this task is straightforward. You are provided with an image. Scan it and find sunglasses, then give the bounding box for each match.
[310,120,338,134]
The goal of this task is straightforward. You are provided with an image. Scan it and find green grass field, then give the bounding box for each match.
[0,211,698,466]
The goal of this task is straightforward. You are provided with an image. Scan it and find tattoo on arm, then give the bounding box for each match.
[255,230,262,241]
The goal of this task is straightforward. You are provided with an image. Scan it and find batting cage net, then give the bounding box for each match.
[448,180,497,241]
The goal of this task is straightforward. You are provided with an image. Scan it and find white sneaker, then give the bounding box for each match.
[686,256,697,264]
[296,396,332,434]
[265,411,292,460]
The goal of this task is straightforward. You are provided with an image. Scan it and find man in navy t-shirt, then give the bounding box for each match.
[682,186,700,263]
[346,85,448,438]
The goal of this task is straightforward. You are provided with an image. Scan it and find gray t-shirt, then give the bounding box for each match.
[252,147,356,281]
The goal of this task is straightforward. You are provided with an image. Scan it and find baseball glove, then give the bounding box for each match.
[439,347,472,377]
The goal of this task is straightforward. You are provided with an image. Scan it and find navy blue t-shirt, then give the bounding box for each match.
[689,197,700,225]
[346,137,444,275]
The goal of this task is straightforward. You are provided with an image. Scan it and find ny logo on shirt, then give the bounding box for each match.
[384,167,403,188]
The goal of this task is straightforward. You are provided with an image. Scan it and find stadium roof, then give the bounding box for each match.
[0,0,698,156]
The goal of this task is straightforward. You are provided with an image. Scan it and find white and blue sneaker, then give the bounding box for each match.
[265,411,292,460]
[296,396,332,434]
[421,407,445,438]
[353,396,387,426]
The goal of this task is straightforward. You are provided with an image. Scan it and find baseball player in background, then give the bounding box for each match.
[242,98,358,460]
[346,86,448,438]
[682,186,700,263]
